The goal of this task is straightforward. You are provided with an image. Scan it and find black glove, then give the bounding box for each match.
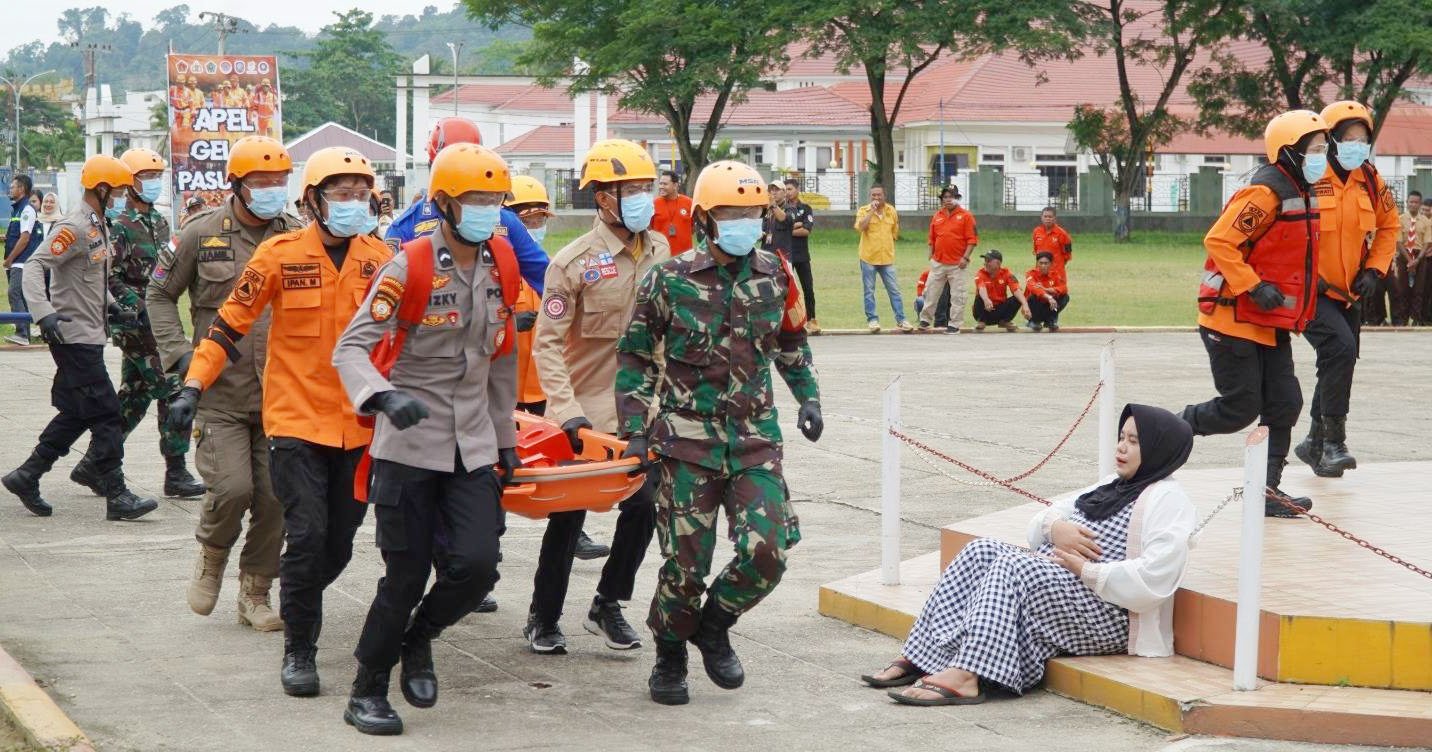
[562,416,593,453]
[107,301,139,328]
[36,313,71,346]
[167,386,201,433]
[798,401,824,442]
[366,390,430,430]
[1249,282,1285,312]
[1353,268,1382,299]
[497,446,522,486]
[170,349,194,379]
[621,435,651,474]
[515,310,538,332]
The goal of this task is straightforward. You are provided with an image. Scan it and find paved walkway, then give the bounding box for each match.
[1,331,1428,751]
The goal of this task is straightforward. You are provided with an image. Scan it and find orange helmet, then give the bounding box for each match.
[81,154,133,190]
[579,139,656,189]
[692,160,767,210]
[1264,110,1328,163]
[505,175,551,208]
[430,143,510,198]
[427,117,482,164]
[302,147,376,193]
[1320,100,1374,135]
[120,147,167,175]
[227,136,292,181]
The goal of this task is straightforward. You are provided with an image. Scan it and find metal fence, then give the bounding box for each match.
[1141,175,1189,212]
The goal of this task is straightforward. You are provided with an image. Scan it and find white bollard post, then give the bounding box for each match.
[881,376,902,585]
[1233,426,1270,691]
[1097,343,1117,480]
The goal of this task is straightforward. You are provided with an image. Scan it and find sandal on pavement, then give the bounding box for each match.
[887,678,985,706]
[861,658,926,688]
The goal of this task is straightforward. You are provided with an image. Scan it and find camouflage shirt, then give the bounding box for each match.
[615,245,819,472]
[109,206,171,310]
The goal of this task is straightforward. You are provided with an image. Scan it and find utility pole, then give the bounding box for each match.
[71,42,111,157]
[199,11,246,55]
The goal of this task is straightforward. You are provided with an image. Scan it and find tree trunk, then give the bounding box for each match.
[1113,191,1132,242]
[873,118,896,205]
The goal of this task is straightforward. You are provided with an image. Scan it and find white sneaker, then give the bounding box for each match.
[4,335,28,346]
[867,320,881,333]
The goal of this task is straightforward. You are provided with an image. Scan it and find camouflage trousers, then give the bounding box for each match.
[113,326,189,457]
[647,456,802,642]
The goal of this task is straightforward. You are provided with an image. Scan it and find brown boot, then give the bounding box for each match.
[806,319,822,335]
[237,571,284,632]
[187,543,229,616]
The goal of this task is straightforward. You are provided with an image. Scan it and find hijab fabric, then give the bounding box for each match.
[1075,404,1194,521]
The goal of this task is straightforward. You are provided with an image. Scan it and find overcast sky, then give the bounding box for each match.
[5,1,446,58]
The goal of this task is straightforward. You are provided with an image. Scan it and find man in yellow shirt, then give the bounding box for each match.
[854,185,912,333]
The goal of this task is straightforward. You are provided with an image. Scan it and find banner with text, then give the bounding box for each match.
[166,54,282,213]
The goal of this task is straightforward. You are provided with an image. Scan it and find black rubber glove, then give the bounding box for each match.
[36,313,71,346]
[798,401,824,442]
[497,447,522,486]
[515,310,538,332]
[107,301,139,328]
[562,416,593,453]
[366,390,430,430]
[621,435,651,474]
[170,349,194,379]
[1249,282,1285,312]
[1353,268,1382,299]
[167,386,201,433]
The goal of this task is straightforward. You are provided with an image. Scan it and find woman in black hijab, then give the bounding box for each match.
[862,404,1197,706]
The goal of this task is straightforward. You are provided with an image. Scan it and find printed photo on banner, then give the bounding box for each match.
[167,54,282,216]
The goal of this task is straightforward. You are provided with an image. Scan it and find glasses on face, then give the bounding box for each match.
[709,206,762,221]
[606,182,654,199]
[1304,143,1330,155]
[245,176,288,190]
[458,191,505,208]
[322,187,372,203]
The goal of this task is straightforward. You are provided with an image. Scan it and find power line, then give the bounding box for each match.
[197,11,248,55]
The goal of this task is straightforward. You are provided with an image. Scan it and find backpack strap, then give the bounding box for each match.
[486,234,521,360]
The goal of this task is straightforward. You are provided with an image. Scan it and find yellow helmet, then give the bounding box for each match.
[578,139,656,188]
[692,160,768,210]
[302,147,375,193]
[80,154,133,190]
[1264,110,1328,163]
[429,143,511,198]
[505,175,550,207]
[1320,100,1374,135]
[120,147,167,175]
[227,136,292,181]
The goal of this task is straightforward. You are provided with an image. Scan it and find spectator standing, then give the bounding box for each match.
[1388,191,1421,326]
[762,181,793,256]
[1419,203,1432,324]
[855,185,912,333]
[919,187,977,334]
[652,170,695,254]
[5,175,40,345]
[972,250,1030,332]
[1032,206,1073,273]
[376,191,396,237]
[1024,252,1070,331]
[782,178,819,334]
[36,193,63,235]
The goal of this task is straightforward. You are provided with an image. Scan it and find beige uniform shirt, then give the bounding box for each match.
[23,204,113,345]
[334,232,518,473]
[534,219,670,433]
[146,197,300,413]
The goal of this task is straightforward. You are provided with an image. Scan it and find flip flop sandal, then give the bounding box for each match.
[887,678,985,706]
[861,658,927,688]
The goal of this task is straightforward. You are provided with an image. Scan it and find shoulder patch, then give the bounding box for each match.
[233,268,265,306]
[49,227,77,255]
[413,218,440,236]
[1380,186,1396,213]
[543,294,568,320]
[1233,202,1268,235]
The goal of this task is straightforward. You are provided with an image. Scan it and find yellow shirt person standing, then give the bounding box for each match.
[853,185,911,332]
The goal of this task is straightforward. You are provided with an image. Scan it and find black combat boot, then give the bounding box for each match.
[344,664,403,736]
[1265,458,1312,518]
[1319,416,1357,475]
[103,470,159,521]
[281,622,321,697]
[648,639,690,706]
[3,453,56,517]
[1293,419,1328,475]
[399,615,441,709]
[69,454,106,496]
[163,454,206,498]
[690,598,744,690]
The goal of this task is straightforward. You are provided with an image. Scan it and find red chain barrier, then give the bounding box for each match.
[1001,381,1102,484]
[1268,492,1432,582]
[889,430,1055,507]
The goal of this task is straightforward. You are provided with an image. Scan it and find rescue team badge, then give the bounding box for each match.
[583,269,601,284]
[1233,202,1267,235]
[370,278,404,322]
[544,294,568,320]
[50,227,77,255]
[233,268,265,306]
[280,262,321,290]
[359,260,377,279]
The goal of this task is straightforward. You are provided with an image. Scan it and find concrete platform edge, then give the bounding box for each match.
[0,643,94,752]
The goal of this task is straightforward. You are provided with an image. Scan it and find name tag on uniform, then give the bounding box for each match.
[281,262,321,290]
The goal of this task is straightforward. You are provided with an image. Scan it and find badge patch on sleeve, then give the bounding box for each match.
[370,278,403,322]
[1380,186,1396,213]
[49,227,76,255]
[1233,202,1268,235]
[544,294,568,319]
[233,268,265,306]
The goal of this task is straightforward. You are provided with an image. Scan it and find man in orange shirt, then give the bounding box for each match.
[167,147,392,697]
[919,187,977,334]
[971,250,1029,331]
[1032,206,1073,273]
[652,170,694,255]
[1024,252,1069,331]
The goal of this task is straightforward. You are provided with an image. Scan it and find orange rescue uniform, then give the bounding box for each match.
[1312,168,1399,302]
[1033,224,1073,272]
[1024,266,1068,300]
[975,267,1020,305]
[515,281,545,405]
[928,205,978,265]
[187,224,392,449]
[652,194,695,254]
[1198,186,1290,346]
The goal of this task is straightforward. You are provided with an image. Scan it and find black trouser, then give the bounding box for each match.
[790,259,816,320]
[934,286,952,328]
[530,474,657,624]
[1388,256,1413,325]
[35,343,124,474]
[1184,327,1302,462]
[1303,295,1360,420]
[269,438,368,627]
[972,297,1020,325]
[355,454,503,669]
[1028,294,1070,326]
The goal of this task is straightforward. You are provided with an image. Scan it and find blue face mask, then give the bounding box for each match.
[714,217,762,257]
[359,211,379,236]
[1335,139,1371,171]
[137,178,164,205]
[618,191,655,233]
[1302,152,1329,184]
[105,194,127,220]
[246,186,288,220]
[528,226,547,246]
[323,200,373,238]
[456,204,502,244]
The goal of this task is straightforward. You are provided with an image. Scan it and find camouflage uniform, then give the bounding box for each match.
[615,245,819,642]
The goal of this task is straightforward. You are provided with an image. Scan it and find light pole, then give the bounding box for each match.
[445,42,463,116]
[1,69,55,169]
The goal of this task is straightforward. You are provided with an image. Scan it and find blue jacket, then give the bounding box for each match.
[385,195,548,294]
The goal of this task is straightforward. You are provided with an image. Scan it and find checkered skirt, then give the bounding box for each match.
[902,503,1134,693]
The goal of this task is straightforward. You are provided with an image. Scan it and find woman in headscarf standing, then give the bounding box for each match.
[861,404,1196,705]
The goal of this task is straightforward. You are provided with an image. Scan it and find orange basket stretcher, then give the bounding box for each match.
[501,411,648,520]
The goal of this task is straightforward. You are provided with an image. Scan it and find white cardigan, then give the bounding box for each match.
[1025,476,1196,657]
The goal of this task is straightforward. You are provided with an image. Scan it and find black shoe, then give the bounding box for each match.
[1293,420,1328,474]
[690,599,744,690]
[345,664,403,736]
[1265,487,1313,518]
[574,531,610,560]
[523,615,567,655]
[1319,416,1357,474]
[70,455,106,496]
[163,455,206,498]
[649,639,690,706]
[400,619,440,709]
[473,594,498,614]
[584,597,641,650]
[4,454,54,517]
[281,623,320,697]
[103,471,159,521]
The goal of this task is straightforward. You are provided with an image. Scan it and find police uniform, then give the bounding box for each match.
[528,219,669,632]
[385,195,550,293]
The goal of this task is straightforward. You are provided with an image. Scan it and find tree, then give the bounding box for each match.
[465,0,793,181]
[281,10,403,144]
[1067,0,1241,241]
